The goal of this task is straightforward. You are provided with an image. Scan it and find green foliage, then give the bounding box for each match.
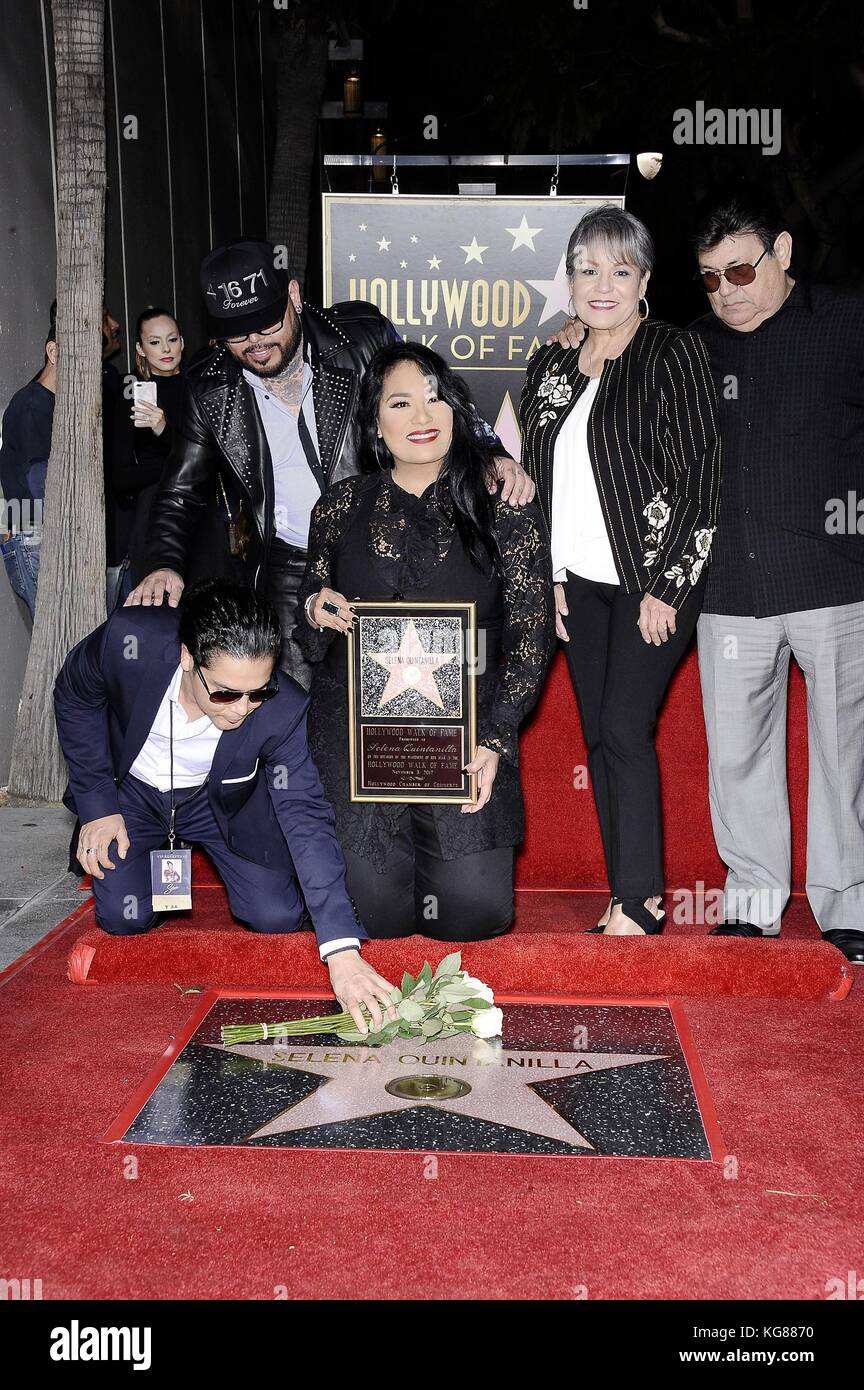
[433,951,462,980]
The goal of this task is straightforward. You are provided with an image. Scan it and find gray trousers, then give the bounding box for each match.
[697,601,864,933]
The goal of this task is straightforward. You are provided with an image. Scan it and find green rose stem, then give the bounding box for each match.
[219,953,494,1048]
[221,1010,368,1046]
[222,1000,480,1045]
[220,1014,479,1047]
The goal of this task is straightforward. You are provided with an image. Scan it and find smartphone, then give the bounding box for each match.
[132,380,157,425]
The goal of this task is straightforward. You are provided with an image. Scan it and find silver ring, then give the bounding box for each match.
[84,848,96,854]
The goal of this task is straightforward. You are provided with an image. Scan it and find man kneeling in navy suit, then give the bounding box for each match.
[54,578,397,1033]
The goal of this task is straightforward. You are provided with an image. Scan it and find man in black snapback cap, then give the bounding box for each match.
[126,240,531,687]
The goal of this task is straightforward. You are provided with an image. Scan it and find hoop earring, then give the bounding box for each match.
[638,296,649,320]
[567,295,577,319]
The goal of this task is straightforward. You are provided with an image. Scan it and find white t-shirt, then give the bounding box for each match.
[550,376,619,585]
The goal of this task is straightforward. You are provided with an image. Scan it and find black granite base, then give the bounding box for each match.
[113,996,717,1159]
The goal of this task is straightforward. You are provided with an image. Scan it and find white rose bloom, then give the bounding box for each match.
[470,1006,504,1039]
[461,974,495,1004]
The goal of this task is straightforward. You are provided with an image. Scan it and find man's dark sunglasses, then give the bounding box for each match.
[195,662,278,705]
[220,317,284,346]
[696,248,769,293]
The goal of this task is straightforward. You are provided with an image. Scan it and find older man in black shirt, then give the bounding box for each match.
[692,194,864,962]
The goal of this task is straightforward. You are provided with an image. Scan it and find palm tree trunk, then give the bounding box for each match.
[8,0,106,800]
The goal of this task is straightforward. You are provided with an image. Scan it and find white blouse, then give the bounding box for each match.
[550,376,619,585]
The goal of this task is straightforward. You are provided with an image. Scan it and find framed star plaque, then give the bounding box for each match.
[346,600,478,804]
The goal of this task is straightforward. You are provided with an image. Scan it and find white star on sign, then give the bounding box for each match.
[377,236,391,252]
[400,259,408,268]
[359,223,367,231]
[206,1038,668,1147]
[505,214,542,251]
[428,254,442,270]
[460,235,488,265]
[348,253,356,262]
[369,619,454,710]
[527,252,573,325]
[410,235,418,243]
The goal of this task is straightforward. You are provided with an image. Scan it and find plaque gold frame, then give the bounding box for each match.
[346,599,478,805]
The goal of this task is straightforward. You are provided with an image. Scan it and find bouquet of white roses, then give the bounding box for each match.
[220,951,502,1048]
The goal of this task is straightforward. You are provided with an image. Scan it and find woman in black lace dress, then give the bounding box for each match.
[296,343,555,942]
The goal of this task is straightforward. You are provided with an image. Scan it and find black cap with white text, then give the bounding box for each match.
[200,241,289,339]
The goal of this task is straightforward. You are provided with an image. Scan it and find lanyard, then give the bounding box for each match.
[168,700,210,849]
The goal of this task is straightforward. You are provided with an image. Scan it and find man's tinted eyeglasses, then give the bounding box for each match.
[195,663,278,705]
[697,248,770,293]
[221,318,284,346]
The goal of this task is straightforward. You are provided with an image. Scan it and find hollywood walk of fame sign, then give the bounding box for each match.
[346,601,478,804]
[322,193,625,460]
[106,994,724,1162]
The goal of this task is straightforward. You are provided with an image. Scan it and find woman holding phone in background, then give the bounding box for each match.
[109,307,186,603]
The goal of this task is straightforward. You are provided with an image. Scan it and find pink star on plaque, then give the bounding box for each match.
[369,620,455,709]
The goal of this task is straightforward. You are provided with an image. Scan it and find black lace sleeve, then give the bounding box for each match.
[295,480,360,663]
[477,497,556,766]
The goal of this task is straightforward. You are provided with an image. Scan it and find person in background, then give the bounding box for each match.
[109,307,186,605]
[0,328,56,617]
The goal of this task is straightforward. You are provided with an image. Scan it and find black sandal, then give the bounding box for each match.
[588,897,665,936]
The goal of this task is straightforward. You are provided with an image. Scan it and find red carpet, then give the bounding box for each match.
[65,897,851,1001]
[0,892,861,1301]
[4,644,859,1300]
[516,647,811,890]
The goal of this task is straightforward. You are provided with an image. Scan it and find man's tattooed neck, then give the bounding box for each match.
[266,337,305,410]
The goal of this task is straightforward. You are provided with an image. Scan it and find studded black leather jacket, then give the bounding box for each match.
[143,301,399,594]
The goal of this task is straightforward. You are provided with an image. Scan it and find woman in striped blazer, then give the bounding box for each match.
[520,206,721,937]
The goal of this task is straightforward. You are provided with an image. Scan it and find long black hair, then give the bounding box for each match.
[355,341,501,573]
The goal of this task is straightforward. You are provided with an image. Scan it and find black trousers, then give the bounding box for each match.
[344,806,514,941]
[560,571,705,899]
[266,537,315,691]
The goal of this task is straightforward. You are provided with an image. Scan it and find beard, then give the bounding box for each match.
[241,312,303,378]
